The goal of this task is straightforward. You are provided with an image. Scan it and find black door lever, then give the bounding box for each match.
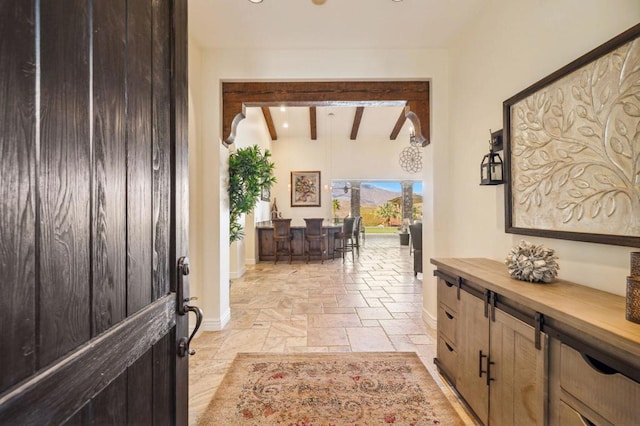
[176,256,203,357]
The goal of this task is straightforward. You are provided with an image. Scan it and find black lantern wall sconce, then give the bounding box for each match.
[480,129,504,185]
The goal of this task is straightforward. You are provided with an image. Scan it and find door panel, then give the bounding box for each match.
[127,0,154,315]
[0,0,190,423]
[0,0,36,391]
[92,0,127,335]
[456,290,489,425]
[39,0,92,368]
[127,349,154,423]
[489,308,548,426]
[173,0,190,423]
[154,329,177,425]
[94,373,128,424]
[152,0,172,302]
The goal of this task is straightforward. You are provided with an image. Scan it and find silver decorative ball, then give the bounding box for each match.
[505,240,559,283]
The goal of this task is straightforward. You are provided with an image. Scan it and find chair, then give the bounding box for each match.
[272,218,293,264]
[333,217,356,262]
[352,216,362,256]
[409,222,423,276]
[304,218,326,263]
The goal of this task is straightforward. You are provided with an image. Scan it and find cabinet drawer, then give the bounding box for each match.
[560,343,640,425]
[437,335,457,385]
[437,277,458,311]
[437,303,457,343]
[559,400,606,426]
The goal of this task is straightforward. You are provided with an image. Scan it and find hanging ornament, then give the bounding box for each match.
[399,147,423,173]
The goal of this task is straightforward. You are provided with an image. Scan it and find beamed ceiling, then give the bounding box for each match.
[222,81,430,147]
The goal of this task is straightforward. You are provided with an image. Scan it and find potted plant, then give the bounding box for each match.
[399,218,411,246]
[228,145,276,244]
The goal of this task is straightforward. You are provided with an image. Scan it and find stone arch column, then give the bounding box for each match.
[401,181,413,222]
[350,181,361,218]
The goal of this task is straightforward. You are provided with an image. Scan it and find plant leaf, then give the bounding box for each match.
[571,166,585,178]
[578,126,595,137]
[573,179,590,189]
[623,102,640,117]
[615,119,628,136]
[595,174,615,186]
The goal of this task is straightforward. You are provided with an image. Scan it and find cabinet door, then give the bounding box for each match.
[489,309,547,426]
[456,290,489,425]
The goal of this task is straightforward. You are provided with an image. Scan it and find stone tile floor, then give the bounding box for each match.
[189,234,477,425]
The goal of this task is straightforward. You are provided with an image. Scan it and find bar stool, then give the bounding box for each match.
[409,222,423,276]
[304,218,326,263]
[272,218,293,264]
[333,217,356,262]
[352,216,362,256]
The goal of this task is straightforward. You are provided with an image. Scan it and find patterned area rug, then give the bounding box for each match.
[198,352,463,425]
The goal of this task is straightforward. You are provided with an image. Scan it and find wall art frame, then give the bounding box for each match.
[291,171,321,207]
[503,23,640,248]
[260,186,270,202]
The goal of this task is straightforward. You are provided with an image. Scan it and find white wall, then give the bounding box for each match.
[446,0,640,297]
[269,128,423,222]
[192,48,450,329]
[188,0,639,330]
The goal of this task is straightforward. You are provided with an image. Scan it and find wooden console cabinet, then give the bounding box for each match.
[431,258,640,426]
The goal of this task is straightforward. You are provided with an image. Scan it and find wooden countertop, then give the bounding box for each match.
[256,220,342,229]
[430,257,640,357]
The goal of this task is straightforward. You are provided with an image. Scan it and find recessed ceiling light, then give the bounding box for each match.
[248,0,263,3]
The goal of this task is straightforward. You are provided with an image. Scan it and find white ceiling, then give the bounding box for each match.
[188,0,485,141]
[254,105,408,140]
[188,0,485,50]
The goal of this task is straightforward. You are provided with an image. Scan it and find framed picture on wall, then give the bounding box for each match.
[291,171,321,207]
[260,186,270,202]
[503,23,640,247]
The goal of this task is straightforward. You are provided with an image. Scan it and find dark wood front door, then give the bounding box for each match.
[0,0,191,424]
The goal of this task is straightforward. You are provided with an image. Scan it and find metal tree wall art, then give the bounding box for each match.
[504,24,640,247]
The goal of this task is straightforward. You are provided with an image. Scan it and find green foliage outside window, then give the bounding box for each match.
[375,202,400,227]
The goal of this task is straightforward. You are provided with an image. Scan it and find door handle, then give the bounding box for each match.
[178,303,203,357]
[177,256,190,315]
[479,350,487,378]
[486,356,495,386]
[176,256,203,357]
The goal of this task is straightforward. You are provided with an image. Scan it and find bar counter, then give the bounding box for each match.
[256,220,342,262]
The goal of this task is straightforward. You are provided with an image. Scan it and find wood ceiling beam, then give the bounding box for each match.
[350,107,364,140]
[309,106,317,140]
[389,109,407,140]
[261,107,278,140]
[221,81,430,146]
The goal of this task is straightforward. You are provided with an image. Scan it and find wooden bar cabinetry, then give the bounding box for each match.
[431,258,640,426]
[256,220,341,262]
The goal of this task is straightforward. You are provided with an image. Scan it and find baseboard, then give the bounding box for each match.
[229,265,246,279]
[199,309,231,332]
[245,257,256,265]
[422,307,437,329]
